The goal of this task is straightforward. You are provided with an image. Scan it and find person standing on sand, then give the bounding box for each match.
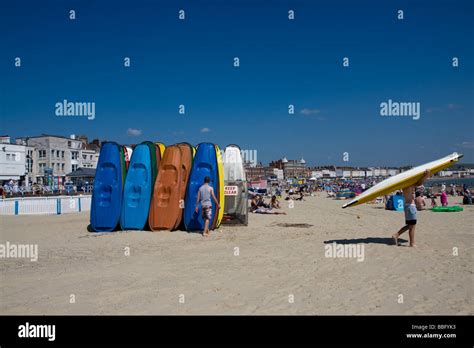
[392,169,431,247]
[440,188,448,206]
[195,176,220,237]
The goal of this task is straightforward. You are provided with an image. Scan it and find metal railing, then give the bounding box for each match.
[0,195,92,216]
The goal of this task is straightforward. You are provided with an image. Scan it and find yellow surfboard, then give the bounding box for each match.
[343,153,463,208]
[214,144,225,228]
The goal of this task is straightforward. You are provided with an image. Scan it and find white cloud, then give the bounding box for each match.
[200,127,211,133]
[300,108,321,116]
[126,128,142,136]
[447,103,462,109]
[457,141,474,149]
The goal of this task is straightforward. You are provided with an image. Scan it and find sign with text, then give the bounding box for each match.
[224,186,238,196]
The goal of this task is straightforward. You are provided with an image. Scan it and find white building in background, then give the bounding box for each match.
[438,170,454,177]
[309,167,336,178]
[15,134,100,184]
[332,167,400,179]
[321,169,336,178]
[81,148,99,168]
[342,169,351,178]
[388,168,400,176]
[0,136,27,181]
[19,134,82,181]
[351,169,365,178]
[273,168,284,180]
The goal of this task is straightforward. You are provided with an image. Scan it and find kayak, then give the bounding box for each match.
[90,142,126,232]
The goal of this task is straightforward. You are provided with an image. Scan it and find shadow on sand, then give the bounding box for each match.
[324,237,408,246]
[86,223,206,235]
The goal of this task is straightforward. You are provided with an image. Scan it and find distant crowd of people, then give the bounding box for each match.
[425,183,473,207]
[405,183,472,209]
[0,179,93,199]
[248,183,318,214]
[248,177,471,250]
[250,194,286,214]
[247,178,473,217]
[320,178,473,207]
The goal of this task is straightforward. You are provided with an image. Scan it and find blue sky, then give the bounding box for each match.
[1,0,473,166]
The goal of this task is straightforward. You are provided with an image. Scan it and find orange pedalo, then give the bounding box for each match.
[148,144,192,231]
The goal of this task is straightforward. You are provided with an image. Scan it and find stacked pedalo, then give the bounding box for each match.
[90,142,246,232]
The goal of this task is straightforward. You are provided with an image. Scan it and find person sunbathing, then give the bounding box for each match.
[257,195,270,208]
[270,195,281,209]
[252,207,286,215]
[250,196,260,212]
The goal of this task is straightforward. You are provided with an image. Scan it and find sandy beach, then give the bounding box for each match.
[1,194,472,315]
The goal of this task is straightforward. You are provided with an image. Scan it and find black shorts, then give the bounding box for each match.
[405,220,417,226]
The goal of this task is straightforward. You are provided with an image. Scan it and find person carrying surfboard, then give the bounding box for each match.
[195,176,220,237]
[392,169,431,247]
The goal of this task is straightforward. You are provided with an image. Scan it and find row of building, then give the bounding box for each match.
[245,156,474,181]
[0,134,101,185]
[2,135,472,186]
[244,158,403,182]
